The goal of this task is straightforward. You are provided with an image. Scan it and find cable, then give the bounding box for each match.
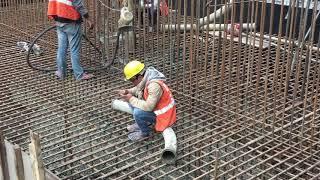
[26,25,134,72]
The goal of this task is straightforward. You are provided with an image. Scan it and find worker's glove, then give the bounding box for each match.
[120,93,133,102]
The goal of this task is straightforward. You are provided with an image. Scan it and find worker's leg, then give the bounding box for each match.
[153,10,157,26]
[137,0,144,26]
[133,108,156,135]
[149,9,157,27]
[127,105,140,132]
[148,9,157,32]
[56,26,68,78]
[65,23,85,80]
[140,11,144,26]
[128,108,156,141]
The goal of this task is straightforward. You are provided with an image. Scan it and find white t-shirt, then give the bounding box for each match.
[140,0,159,10]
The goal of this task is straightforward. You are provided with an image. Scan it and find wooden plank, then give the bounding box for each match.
[45,170,61,180]
[0,131,9,180]
[29,131,45,180]
[6,140,34,180]
[14,145,25,180]
[1,138,59,180]
[5,140,17,180]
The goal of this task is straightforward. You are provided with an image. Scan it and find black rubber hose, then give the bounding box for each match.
[26,25,133,72]
[26,25,56,72]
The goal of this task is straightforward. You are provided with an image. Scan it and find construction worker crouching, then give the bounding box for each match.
[116,60,176,141]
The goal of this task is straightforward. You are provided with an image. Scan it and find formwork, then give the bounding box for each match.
[1,0,320,179]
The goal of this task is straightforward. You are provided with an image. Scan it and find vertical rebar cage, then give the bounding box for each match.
[1,0,320,179]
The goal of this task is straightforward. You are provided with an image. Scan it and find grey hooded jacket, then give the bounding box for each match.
[128,67,166,111]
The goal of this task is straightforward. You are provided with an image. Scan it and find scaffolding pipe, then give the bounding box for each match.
[161,23,255,32]
[203,23,255,31]
[161,0,233,32]
[199,0,233,26]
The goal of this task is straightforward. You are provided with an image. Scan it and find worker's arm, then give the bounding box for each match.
[115,86,138,97]
[127,77,147,95]
[129,82,163,111]
[72,0,89,18]
[128,86,137,95]
[73,0,94,29]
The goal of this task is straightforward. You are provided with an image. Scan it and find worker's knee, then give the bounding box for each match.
[133,108,145,120]
[133,108,155,122]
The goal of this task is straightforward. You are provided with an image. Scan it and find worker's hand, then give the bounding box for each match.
[86,18,94,30]
[115,89,129,96]
[120,93,133,102]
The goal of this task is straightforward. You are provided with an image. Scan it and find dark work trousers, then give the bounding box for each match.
[138,9,158,28]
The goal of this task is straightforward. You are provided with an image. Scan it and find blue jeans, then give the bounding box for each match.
[132,107,156,136]
[56,23,84,79]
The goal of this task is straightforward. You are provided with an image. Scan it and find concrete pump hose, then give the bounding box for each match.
[162,127,177,164]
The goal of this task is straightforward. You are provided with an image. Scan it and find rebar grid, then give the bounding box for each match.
[1,0,320,179]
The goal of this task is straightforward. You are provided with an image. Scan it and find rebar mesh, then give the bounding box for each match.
[1,0,320,179]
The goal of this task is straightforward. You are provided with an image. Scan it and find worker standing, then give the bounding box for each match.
[116,60,176,141]
[47,0,94,80]
[141,0,159,32]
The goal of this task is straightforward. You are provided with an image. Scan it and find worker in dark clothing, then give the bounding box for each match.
[140,0,158,32]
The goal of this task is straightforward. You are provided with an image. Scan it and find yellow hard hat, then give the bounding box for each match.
[123,60,145,80]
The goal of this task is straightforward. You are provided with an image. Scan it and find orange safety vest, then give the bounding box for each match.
[159,0,169,16]
[47,0,81,21]
[143,80,176,132]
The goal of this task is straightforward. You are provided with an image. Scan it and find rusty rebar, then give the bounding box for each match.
[1,0,320,179]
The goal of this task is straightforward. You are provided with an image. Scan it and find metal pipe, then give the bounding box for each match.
[161,23,256,32]
[161,0,233,32]
[199,0,233,26]
[203,23,255,31]
[161,23,255,32]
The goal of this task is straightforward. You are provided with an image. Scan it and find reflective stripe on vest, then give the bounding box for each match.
[143,80,177,132]
[49,0,72,6]
[154,97,175,115]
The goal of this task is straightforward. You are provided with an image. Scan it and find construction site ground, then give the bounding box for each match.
[1,1,320,179]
